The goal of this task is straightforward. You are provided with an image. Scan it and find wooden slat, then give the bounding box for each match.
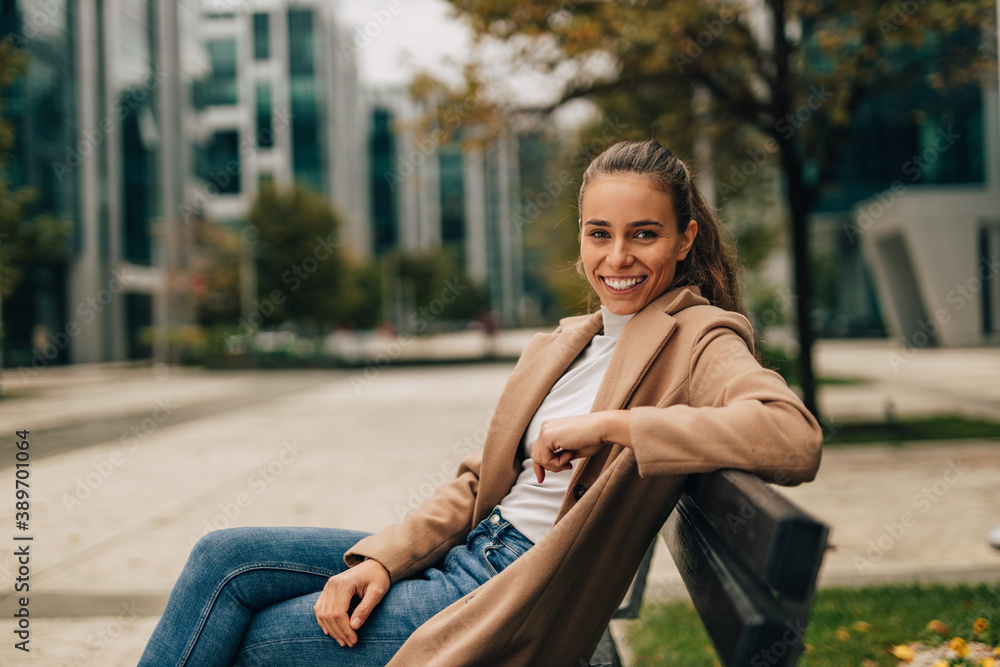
[664,497,802,667]
[682,469,828,602]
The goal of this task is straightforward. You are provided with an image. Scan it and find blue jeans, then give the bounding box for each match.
[139,508,533,666]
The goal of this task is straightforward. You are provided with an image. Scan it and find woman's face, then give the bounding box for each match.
[579,175,697,315]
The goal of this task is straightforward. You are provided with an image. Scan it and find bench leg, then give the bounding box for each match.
[588,626,623,667]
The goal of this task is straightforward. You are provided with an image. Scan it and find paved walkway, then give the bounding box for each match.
[0,339,996,665]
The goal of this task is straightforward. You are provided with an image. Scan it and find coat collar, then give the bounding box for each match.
[477,286,709,519]
[557,285,709,519]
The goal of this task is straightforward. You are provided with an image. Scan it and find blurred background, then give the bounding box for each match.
[0,0,996,405]
[0,0,998,664]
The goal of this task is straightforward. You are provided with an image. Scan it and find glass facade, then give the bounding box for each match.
[1,0,77,367]
[255,80,273,148]
[438,142,465,249]
[116,0,158,266]
[200,130,241,195]
[204,39,237,106]
[287,8,321,191]
[252,12,270,60]
[369,107,398,253]
[800,25,988,339]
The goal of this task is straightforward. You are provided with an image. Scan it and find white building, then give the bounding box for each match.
[191,0,371,258]
[853,71,1000,348]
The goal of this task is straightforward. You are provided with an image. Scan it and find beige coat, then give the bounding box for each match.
[345,287,823,666]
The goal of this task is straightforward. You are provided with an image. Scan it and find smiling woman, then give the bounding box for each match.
[576,139,747,318]
[137,139,821,667]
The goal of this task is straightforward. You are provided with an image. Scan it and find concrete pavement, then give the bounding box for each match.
[0,338,996,666]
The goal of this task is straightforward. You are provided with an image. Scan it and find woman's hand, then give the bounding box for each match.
[314,559,391,648]
[531,410,631,483]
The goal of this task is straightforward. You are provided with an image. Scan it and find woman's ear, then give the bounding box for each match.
[677,220,698,261]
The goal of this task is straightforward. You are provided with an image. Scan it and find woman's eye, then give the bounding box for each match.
[635,230,657,239]
[589,230,611,238]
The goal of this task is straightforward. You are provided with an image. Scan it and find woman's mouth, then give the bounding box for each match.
[601,276,647,293]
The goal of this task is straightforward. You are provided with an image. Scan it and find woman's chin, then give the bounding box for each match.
[599,298,643,316]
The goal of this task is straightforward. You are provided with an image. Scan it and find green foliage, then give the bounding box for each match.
[248,182,348,331]
[0,36,71,301]
[387,247,487,328]
[631,583,1000,666]
[190,220,243,326]
[825,415,1000,445]
[341,258,382,330]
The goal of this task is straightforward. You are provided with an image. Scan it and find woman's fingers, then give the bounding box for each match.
[313,560,391,648]
[314,578,357,646]
[350,578,389,631]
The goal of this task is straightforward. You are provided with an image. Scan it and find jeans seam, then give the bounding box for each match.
[178,562,340,666]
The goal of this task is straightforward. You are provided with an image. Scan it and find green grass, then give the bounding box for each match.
[759,344,869,388]
[629,583,1000,666]
[824,415,1000,445]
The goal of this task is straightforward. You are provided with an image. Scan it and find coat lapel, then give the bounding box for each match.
[476,310,604,514]
[557,287,707,519]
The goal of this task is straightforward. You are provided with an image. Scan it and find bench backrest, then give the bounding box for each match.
[661,469,829,667]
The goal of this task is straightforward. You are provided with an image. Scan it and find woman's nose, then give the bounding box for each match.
[608,239,632,267]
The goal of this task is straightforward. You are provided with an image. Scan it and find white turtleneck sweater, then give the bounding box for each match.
[496,306,635,545]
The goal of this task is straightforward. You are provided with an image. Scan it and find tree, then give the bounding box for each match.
[247,182,348,332]
[437,0,994,420]
[386,247,488,331]
[0,37,70,389]
[0,36,71,301]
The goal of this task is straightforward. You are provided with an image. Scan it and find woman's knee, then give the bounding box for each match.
[188,527,268,568]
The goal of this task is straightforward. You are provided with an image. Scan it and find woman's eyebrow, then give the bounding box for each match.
[583,219,665,228]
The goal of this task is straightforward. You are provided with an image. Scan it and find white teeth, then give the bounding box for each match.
[604,277,644,291]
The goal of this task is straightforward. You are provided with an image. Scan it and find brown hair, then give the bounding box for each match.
[578,139,748,319]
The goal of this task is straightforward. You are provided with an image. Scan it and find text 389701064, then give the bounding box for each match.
[13,429,32,653]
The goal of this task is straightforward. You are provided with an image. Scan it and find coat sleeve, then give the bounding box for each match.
[628,312,822,486]
[343,447,483,583]
[343,323,575,582]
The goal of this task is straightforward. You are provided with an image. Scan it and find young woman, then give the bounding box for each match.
[139,139,822,666]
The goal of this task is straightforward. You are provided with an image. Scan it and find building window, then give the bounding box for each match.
[288,9,315,75]
[256,81,274,148]
[206,40,237,105]
[370,108,398,253]
[253,13,270,60]
[201,131,241,195]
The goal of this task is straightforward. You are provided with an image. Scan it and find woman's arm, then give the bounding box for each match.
[343,447,485,583]
[533,324,822,486]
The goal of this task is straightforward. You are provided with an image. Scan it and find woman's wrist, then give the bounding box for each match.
[601,410,632,448]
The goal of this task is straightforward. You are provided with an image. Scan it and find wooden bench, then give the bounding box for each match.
[589,469,830,667]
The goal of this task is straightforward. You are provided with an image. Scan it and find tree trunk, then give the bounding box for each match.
[778,146,820,422]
